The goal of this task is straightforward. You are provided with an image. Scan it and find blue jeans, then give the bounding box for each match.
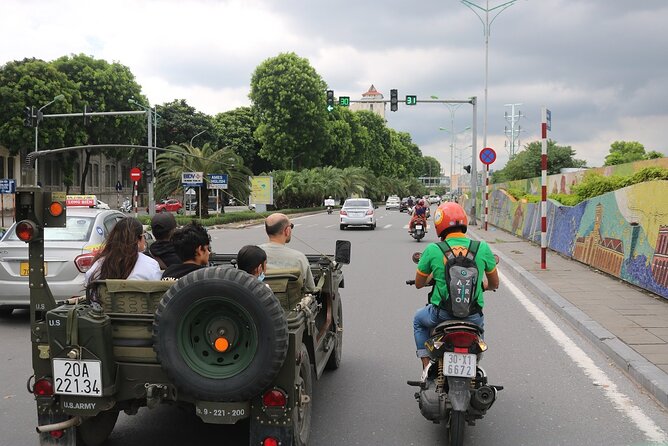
[413,304,484,358]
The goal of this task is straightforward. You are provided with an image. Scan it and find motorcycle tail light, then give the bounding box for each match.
[366,209,373,215]
[340,210,347,216]
[74,253,96,273]
[443,331,478,348]
[262,388,287,407]
[263,438,279,446]
[34,378,54,396]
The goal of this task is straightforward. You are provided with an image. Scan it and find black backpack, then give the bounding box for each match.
[436,240,481,317]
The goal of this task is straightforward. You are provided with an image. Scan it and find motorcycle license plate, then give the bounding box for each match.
[53,359,102,396]
[443,353,477,378]
[415,225,423,230]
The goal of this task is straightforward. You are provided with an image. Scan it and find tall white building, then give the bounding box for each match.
[349,85,386,120]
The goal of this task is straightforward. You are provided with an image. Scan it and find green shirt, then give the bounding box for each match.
[416,235,497,308]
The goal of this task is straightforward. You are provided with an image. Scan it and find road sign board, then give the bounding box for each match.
[207,173,228,189]
[0,179,15,194]
[130,167,142,182]
[546,109,552,131]
[480,147,497,165]
[182,172,204,187]
[339,96,350,107]
[405,95,417,106]
[250,176,273,205]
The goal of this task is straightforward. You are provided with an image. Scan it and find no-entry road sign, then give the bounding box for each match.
[130,167,142,182]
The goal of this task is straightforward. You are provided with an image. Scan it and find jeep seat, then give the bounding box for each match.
[263,268,303,310]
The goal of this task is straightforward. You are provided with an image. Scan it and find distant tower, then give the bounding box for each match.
[350,84,386,120]
[504,103,524,157]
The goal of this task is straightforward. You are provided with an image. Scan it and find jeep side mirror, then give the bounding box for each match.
[335,240,351,264]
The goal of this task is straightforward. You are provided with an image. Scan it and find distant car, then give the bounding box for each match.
[96,199,111,210]
[0,207,127,316]
[399,198,410,213]
[156,198,183,213]
[385,196,401,210]
[340,198,376,230]
[427,195,441,205]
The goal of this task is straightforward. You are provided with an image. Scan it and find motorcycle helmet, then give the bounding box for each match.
[418,199,425,206]
[433,202,468,238]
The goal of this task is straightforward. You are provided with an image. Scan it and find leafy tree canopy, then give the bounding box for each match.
[603,140,664,166]
[156,99,215,149]
[422,156,441,177]
[492,140,587,183]
[213,106,269,174]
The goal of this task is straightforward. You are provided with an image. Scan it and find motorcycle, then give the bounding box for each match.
[406,253,502,446]
[327,205,333,214]
[120,197,133,213]
[409,216,428,242]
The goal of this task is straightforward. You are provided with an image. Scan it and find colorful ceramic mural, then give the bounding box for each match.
[478,180,668,299]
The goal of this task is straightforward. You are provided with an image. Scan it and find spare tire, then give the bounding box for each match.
[153,266,288,401]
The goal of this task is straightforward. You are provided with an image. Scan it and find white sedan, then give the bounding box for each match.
[340,198,376,230]
[385,197,401,210]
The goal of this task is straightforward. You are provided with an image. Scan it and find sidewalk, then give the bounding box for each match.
[468,224,668,408]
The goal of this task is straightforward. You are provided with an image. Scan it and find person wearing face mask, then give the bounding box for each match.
[236,245,267,281]
[161,221,211,280]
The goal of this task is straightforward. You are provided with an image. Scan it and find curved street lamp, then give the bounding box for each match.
[34,94,65,186]
[190,130,207,147]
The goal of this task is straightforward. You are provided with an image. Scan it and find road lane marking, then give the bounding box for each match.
[325,224,335,228]
[500,271,667,444]
[383,224,392,229]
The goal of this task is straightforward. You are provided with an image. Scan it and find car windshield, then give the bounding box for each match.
[344,200,370,208]
[5,216,95,242]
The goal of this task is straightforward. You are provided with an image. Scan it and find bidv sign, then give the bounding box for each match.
[181,172,204,187]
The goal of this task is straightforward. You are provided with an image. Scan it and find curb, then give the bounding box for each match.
[470,233,668,408]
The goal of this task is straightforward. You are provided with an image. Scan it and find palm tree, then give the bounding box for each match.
[155,143,251,218]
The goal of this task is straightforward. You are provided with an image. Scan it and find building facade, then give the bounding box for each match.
[349,84,386,120]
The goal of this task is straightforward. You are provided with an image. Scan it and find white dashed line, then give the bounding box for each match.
[383,224,392,229]
[325,224,335,228]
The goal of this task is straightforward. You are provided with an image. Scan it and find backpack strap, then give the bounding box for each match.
[436,241,456,261]
[466,240,480,261]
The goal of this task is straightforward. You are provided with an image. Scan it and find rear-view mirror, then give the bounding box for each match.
[335,240,351,264]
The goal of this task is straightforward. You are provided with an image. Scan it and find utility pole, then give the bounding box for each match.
[504,103,524,157]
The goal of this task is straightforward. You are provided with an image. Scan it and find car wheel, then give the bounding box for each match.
[77,410,119,446]
[325,299,343,370]
[370,223,376,230]
[340,224,346,230]
[292,343,313,446]
[160,208,167,213]
[153,267,288,401]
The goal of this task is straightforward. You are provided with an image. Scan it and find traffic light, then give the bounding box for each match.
[84,104,94,126]
[463,165,471,174]
[15,188,45,242]
[23,106,34,127]
[339,96,350,107]
[42,192,66,228]
[390,89,398,112]
[145,167,153,183]
[326,90,334,111]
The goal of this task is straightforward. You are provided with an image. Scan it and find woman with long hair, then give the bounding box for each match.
[85,217,162,287]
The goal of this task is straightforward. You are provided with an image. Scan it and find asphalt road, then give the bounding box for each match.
[2,208,668,445]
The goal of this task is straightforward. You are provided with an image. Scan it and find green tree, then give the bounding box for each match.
[212,107,270,174]
[53,54,147,192]
[603,141,664,166]
[492,140,586,182]
[156,99,215,149]
[155,143,250,218]
[422,156,441,177]
[249,52,328,170]
[355,111,394,176]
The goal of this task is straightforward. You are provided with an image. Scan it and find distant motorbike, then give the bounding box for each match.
[409,217,427,242]
[327,206,333,214]
[406,253,502,446]
[120,197,133,213]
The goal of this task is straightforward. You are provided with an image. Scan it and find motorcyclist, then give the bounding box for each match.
[408,199,428,233]
[412,202,499,370]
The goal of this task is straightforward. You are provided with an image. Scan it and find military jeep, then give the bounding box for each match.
[17,187,350,446]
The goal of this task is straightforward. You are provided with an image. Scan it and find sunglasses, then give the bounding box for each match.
[289,223,294,229]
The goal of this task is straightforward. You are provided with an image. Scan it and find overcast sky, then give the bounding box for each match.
[2,0,667,173]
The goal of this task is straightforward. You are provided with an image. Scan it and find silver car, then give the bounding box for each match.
[340,198,377,230]
[0,208,127,315]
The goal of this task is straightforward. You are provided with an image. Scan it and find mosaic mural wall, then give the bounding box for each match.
[484,180,668,299]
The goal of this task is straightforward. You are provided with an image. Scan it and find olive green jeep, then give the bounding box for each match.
[17,187,350,446]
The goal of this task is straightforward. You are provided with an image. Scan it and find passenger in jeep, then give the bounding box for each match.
[149,212,181,269]
[85,217,162,286]
[162,221,211,280]
[237,245,267,280]
[259,213,317,292]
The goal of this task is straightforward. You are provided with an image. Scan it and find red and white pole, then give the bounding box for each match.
[484,164,489,231]
[133,181,138,218]
[540,107,548,269]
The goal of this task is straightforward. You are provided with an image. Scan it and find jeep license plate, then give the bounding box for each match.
[196,401,250,424]
[53,359,102,396]
[443,353,476,378]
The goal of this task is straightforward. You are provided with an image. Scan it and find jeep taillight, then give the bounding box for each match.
[74,253,96,273]
[340,210,347,216]
[262,388,287,407]
[34,378,54,396]
[49,430,64,439]
[263,438,279,446]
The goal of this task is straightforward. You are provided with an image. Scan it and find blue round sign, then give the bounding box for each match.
[480,147,497,165]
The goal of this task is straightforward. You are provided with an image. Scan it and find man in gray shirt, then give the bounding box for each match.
[259,213,317,292]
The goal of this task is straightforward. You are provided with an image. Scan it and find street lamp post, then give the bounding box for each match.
[439,123,471,199]
[34,94,64,186]
[190,130,207,147]
[128,99,158,216]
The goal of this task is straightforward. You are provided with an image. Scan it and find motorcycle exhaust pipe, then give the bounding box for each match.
[470,385,496,411]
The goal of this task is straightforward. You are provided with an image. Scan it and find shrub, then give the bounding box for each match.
[549,193,582,206]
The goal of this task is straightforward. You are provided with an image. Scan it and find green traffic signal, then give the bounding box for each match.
[339,96,350,107]
[405,95,417,106]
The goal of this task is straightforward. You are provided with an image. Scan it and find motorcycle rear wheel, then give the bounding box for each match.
[448,410,466,446]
